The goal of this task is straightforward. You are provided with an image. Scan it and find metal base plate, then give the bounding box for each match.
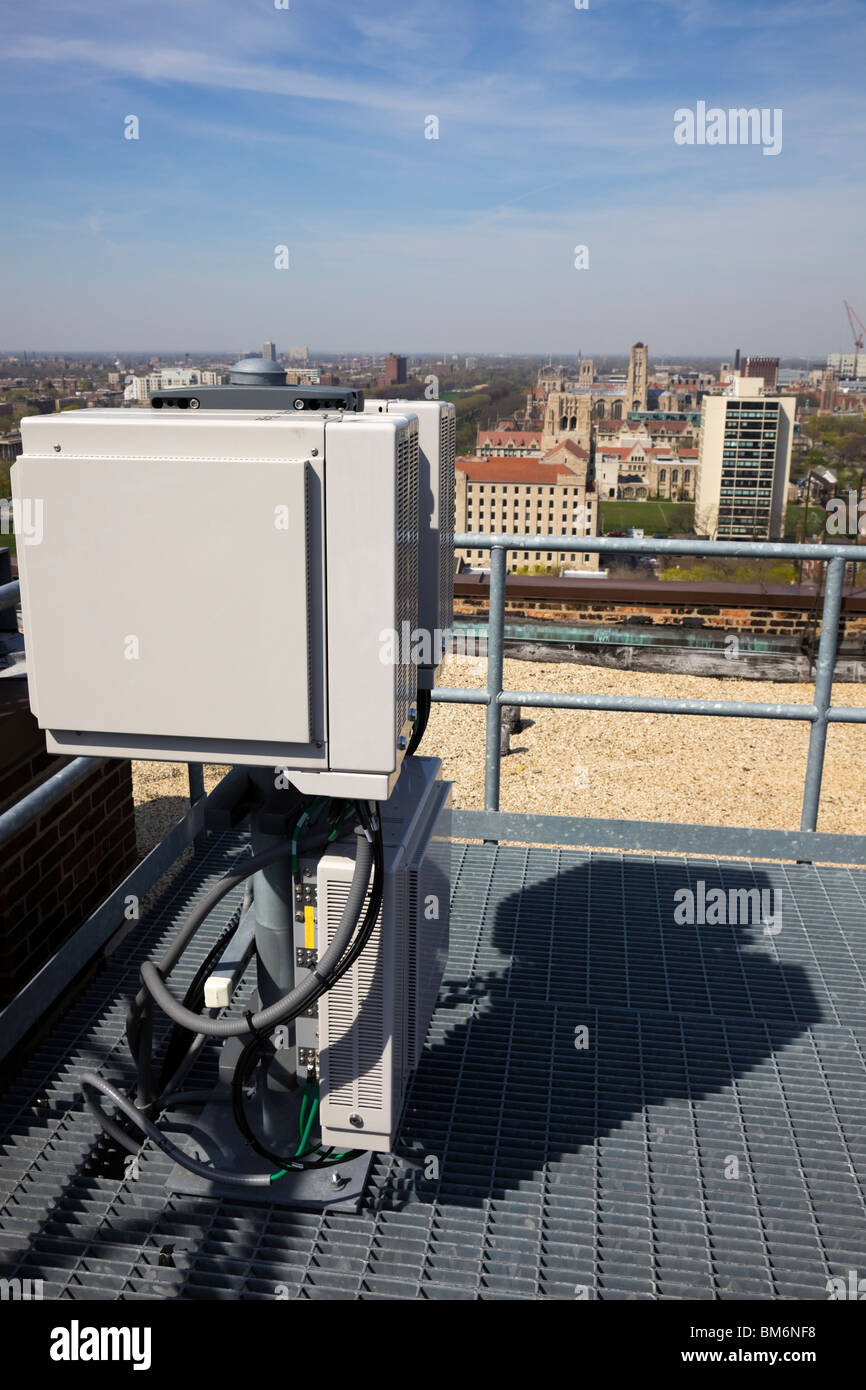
[164,1096,374,1211]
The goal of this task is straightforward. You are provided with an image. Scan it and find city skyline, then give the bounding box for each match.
[4,0,865,353]
[0,346,846,365]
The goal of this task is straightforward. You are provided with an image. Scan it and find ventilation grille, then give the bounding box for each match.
[320,874,385,1111]
[438,407,456,643]
[405,868,419,1075]
[392,872,408,1098]
[408,844,449,1070]
[395,424,419,739]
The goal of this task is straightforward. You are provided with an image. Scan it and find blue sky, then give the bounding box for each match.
[2,0,864,356]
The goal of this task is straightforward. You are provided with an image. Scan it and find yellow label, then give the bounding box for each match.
[304,905,315,949]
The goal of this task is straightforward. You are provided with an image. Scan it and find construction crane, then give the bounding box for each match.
[844,300,865,379]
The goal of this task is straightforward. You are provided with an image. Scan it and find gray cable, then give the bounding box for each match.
[154,877,256,1104]
[128,823,332,1051]
[139,833,373,1039]
[81,1072,279,1186]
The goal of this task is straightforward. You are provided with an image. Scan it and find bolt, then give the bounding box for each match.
[53,444,61,452]
[311,447,319,456]
[330,1170,348,1188]
[349,1112,364,1129]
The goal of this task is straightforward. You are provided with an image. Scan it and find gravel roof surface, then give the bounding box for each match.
[129,654,866,856]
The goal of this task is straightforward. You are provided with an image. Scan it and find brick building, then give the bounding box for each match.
[383,354,407,386]
[456,448,598,573]
[476,430,542,458]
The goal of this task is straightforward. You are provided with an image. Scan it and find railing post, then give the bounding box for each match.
[484,544,507,814]
[800,555,845,833]
[187,762,207,851]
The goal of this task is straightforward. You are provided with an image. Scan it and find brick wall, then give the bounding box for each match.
[0,694,138,1006]
[455,595,866,641]
[453,575,866,647]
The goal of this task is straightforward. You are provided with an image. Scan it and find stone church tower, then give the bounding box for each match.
[627,342,648,412]
[538,343,650,449]
[542,391,593,449]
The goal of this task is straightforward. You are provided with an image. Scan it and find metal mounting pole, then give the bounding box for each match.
[248,770,298,1147]
[800,554,845,834]
[484,544,507,816]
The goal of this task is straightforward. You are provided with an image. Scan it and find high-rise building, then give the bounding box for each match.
[383,353,408,386]
[827,352,866,381]
[743,355,779,390]
[262,341,277,362]
[695,376,794,541]
[289,346,308,362]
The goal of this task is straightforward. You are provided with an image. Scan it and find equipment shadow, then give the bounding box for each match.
[383,853,823,1210]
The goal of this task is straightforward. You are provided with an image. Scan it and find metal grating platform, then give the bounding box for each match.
[1,836,866,1299]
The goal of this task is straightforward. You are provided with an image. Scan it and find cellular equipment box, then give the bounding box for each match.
[13,407,421,799]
